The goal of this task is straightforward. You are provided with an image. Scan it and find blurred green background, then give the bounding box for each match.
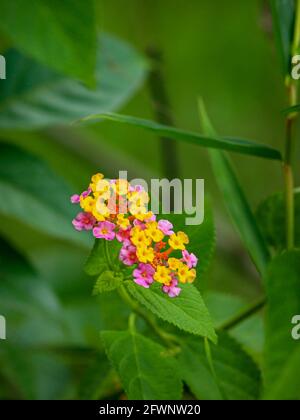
[0,0,295,399]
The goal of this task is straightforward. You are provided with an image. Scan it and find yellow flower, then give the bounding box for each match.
[89,173,104,192]
[136,246,155,263]
[94,179,111,200]
[128,190,149,205]
[154,266,172,285]
[131,226,152,247]
[94,197,110,218]
[112,179,130,195]
[117,214,130,230]
[145,221,164,242]
[177,263,196,284]
[80,196,95,212]
[133,211,153,222]
[168,257,181,270]
[168,231,189,250]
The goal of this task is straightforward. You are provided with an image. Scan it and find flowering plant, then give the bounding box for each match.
[71,173,198,297]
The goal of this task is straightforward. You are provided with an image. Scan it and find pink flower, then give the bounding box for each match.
[71,194,80,204]
[93,221,115,241]
[182,250,198,268]
[116,227,131,243]
[81,188,92,198]
[133,220,146,229]
[133,263,155,288]
[119,243,138,266]
[72,212,96,231]
[162,278,181,298]
[158,220,174,236]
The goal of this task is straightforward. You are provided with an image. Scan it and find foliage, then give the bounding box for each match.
[0,0,299,402]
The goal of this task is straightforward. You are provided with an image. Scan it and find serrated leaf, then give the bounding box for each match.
[84,240,107,276]
[0,0,97,86]
[256,189,300,251]
[263,250,300,399]
[0,143,89,247]
[0,34,147,129]
[101,330,182,400]
[78,112,282,161]
[166,201,215,280]
[126,282,217,343]
[179,333,261,400]
[199,100,270,275]
[93,271,122,295]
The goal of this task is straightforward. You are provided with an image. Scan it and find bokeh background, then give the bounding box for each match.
[0,0,296,399]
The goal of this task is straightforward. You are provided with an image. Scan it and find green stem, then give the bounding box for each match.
[118,284,180,347]
[218,296,266,332]
[104,240,113,270]
[284,84,297,250]
[147,47,180,212]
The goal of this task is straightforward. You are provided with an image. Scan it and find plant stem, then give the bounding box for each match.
[218,296,266,332]
[118,284,180,347]
[284,83,297,250]
[147,47,180,211]
[104,240,113,270]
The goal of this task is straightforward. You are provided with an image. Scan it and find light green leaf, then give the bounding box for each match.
[199,100,270,275]
[0,143,89,247]
[0,35,147,129]
[79,112,282,161]
[270,0,295,75]
[263,250,300,399]
[93,271,122,295]
[84,240,107,276]
[256,189,300,251]
[166,201,215,280]
[101,330,182,400]
[179,333,261,400]
[126,282,217,343]
[0,0,97,85]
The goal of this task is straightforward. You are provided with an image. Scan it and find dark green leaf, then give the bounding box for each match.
[256,189,300,251]
[0,143,89,247]
[79,112,282,161]
[199,100,270,275]
[263,250,300,399]
[0,35,147,129]
[101,330,182,400]
[93,271,123,295]
[0,0,97,85]
[126,282,217,343]
[270,0,295,75]
[179,333,261,400]
[0,235,35,280]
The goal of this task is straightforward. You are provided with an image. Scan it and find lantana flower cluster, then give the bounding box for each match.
[71,173,198,297]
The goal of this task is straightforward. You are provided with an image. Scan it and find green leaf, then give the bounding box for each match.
[126,282,217,343]
[93,271,123,295]
[79,112,282,161]
[256,189,300,250]
[0,0,97,86]
[265,347,300,400]
[84,240,107,276]
[166,201,215,280]
[101,330,182,400]
[263,250,300,399]
[282,103,300,116]
[0,34,147,129]
[179,333,261,400]
[0,235,35,280]
[199,101,270,275]
[0,143,89,247]
[270,0,295,75]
